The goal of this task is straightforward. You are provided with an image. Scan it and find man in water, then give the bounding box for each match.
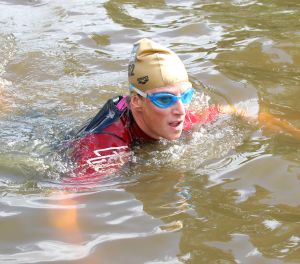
[51,38,300,244]
[69,38,219,180]
[69,38,300,181]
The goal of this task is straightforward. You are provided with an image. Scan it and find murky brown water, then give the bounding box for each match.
[1,0,300,263]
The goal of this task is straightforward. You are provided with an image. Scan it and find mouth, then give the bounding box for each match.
[169,120,183,129]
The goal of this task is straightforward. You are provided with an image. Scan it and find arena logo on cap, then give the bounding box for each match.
[137,75,149,84]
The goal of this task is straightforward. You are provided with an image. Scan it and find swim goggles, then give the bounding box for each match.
[130,84,195,109]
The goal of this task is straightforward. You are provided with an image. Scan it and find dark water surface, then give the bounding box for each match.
[1,0,300,263]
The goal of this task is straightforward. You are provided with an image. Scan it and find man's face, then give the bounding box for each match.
[137,83,191,140]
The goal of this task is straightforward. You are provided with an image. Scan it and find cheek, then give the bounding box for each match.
[145,102,169,122]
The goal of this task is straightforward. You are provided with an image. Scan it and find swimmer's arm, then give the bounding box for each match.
[258,111,300,140]
[219,105,247,117]
[219,105,300,139]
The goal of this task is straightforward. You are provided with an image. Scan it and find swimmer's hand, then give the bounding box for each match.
[220,104,300,140]
[258,112,300,140]
[219,104,254,121]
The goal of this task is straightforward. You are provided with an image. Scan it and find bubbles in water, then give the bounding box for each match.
[132,112,250,176]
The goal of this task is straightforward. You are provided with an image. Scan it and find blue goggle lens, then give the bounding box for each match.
[148,88,194,109]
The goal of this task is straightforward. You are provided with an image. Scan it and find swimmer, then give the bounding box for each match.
[69,38,220,181]
[52,38,300,244]
[69,38,300,181]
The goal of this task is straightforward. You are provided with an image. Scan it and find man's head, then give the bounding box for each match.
[128,38,194,140]
[128,38,190,91]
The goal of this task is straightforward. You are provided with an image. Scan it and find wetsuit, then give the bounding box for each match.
[70,96,219,181]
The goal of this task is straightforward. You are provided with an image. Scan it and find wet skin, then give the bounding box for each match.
[131,82,191,140]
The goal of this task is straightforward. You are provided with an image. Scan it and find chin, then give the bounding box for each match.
[165,132,182,141]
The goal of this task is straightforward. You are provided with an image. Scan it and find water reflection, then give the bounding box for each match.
[0,0,45,6]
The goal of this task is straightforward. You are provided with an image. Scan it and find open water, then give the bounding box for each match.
[1,0,300,263]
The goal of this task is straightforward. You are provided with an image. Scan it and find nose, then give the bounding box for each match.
[172,99,186,115]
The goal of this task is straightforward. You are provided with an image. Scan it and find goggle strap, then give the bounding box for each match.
[129,84,147,98]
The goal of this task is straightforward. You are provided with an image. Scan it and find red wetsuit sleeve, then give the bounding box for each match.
[184,105,220,131]
[67,133,130,183]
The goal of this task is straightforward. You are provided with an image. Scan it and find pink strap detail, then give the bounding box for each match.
[116,96,128,111]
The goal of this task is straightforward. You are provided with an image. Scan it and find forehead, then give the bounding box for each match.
[146,82,192,94]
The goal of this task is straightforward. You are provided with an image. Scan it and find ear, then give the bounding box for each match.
[130,94,144,112]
